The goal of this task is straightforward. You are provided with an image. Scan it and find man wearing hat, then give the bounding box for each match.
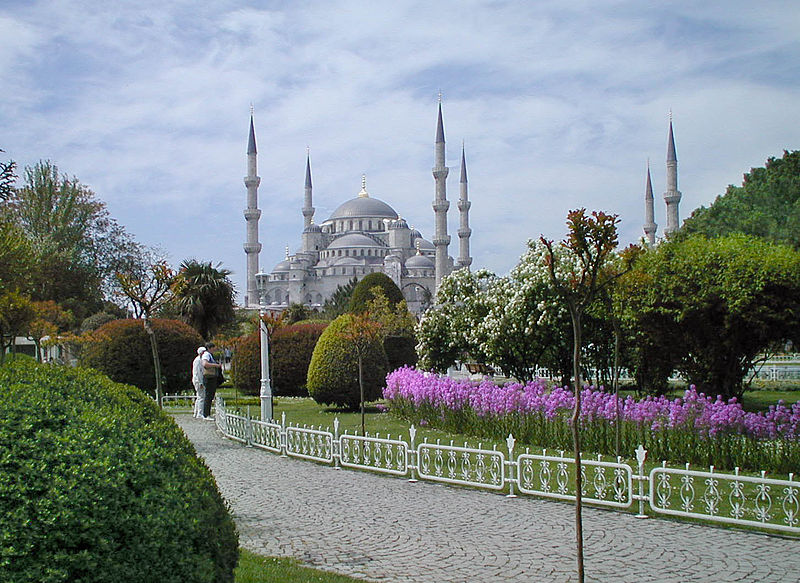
[192,347,207,418]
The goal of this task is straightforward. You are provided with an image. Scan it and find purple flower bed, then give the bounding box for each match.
[383,367,800,473]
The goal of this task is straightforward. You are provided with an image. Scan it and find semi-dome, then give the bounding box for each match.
[405,253,435,269]
[415,238,434,250]
[272,259,290,273]
[329,196,398,220]
[327,233,385,249]
[333,256,362,266]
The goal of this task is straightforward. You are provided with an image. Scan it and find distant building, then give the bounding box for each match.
[244,100,473,313]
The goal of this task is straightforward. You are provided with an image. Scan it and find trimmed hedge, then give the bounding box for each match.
[0,360,238,583]
[230,323,328,397]
[347,272,404,314]
[306,314,388,409]
[80,318,203,396]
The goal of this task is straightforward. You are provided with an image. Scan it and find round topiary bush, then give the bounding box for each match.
[0,359,238,583]
[348,272,405,314]
[306,314,388,409]
[80,318,203,396]
[229,322,328,397]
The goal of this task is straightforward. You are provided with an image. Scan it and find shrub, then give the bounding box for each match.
[0,359,238,582]
[384,334,418,371]
[80,319,202,397]
[230,323,328,397]
[80,311,117,333]
[347,272,404,314]
[306,314,388,409]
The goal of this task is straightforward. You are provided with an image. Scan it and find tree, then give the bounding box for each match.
[348,272,405,314]
[681,150,800,249]
[321,277,358,319]
[26,300,74,361]
[2,160,139,322]
[115,260,175,406]
[619,234,800,399]
[172,259,236,340]
[416,268,497,372]
[0,150,15,201]
[0,291,35,364]
[337,313,384,435]
[541,209,622,583]
[0,219,32,296]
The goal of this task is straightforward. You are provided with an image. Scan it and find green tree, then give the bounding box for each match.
[620,234,800,399]
[348,272,404,314]
[681,150,800,248]
[0,219,32,296]
[2,160,139,322]
[26,300,74,361]
[171,259,236,340]
[0,150,15,201]
[0,291,35,363]
[541,209,622,583]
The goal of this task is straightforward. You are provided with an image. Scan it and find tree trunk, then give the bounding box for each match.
[358,353,365,436]
[612,318,621,458]
[569,304,585,583]
[143,317,163,408]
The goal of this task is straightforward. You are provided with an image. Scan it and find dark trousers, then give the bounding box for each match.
[203,375,218,417]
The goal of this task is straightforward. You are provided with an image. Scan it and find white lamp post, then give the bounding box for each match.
[259,306,273,421]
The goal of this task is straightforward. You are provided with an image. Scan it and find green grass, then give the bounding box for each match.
[235,549,366,582]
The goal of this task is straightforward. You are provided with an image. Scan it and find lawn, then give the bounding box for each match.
[235,549,366,582]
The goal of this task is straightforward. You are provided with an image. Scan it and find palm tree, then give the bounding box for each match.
[173,260,236,340]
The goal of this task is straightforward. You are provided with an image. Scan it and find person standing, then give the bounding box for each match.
[202,342,222,419]
[192,347,207,418]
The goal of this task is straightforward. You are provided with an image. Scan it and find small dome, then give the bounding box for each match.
[389,218,409,230]
[409,228,423,239]
[272,259,290,273]
[327,233,384,249]
[303,223,322,233]
[405,254,435,269]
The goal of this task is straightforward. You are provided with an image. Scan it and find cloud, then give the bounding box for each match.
[2,0,799,298]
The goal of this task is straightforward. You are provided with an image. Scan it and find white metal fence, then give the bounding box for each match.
[205,396,799,535]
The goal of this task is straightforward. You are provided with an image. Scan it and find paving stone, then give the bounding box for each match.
[175,415,798,583]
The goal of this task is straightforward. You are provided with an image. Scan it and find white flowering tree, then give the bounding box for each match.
[416,268,496,372]
[477,240,572,383]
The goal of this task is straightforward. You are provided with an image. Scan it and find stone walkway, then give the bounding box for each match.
[175,416,797,583]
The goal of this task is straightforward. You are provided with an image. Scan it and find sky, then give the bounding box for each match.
[2,0,799,303]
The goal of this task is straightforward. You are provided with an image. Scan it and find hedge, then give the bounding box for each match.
[0,359,238,583]
[80,318,203,396]
[230,323,328,397]
[306,314,388,409]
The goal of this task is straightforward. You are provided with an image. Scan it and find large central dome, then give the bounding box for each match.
[327,176,398,220]
[329,196,398,220]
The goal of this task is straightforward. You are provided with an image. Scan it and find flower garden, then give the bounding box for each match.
[383,367,800,474]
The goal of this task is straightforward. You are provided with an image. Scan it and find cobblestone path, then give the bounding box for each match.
[175,416,797,583]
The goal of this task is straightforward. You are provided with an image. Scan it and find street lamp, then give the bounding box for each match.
[259,306,273,421]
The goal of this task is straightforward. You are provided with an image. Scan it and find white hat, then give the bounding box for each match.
[197,346,207,355]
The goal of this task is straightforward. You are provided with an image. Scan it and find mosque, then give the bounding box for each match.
[242,101,471,313]
[242,102,682,313]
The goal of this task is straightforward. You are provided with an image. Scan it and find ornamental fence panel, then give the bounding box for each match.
[649,463,799,534]
[200,396,799,536]
[161,394,196,409]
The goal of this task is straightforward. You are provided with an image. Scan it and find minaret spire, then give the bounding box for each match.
[456,141,472,269]
[302,149,314,229]
[243,111,262,307]
[432,97,451,289]
[663,114,682,235]
[643,159,657,246]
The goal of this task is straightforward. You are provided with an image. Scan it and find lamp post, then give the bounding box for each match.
[259,306,273,422]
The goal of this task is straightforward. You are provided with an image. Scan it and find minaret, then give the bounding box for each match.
[663,114,682,235]
[432,95,450,289]
[643,159,657,246]
[243,111,262,307]
[302,149,314,229]
[456,142,472,268]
